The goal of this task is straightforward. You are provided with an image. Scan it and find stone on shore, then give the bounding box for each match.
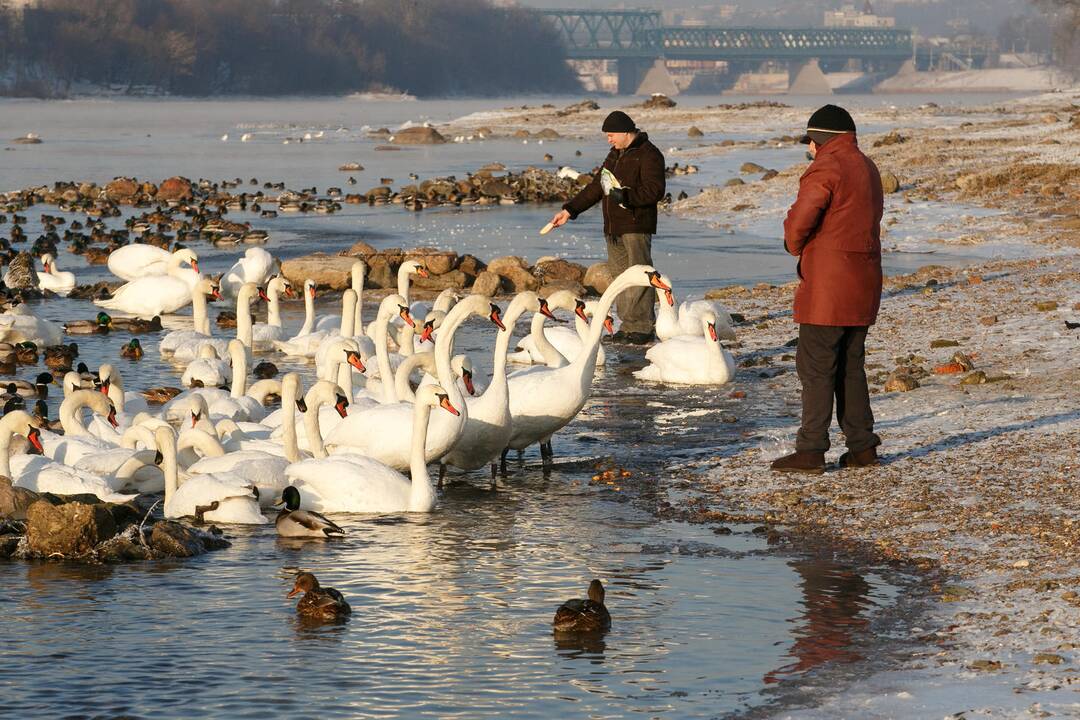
[406,247,458,276]
[740,162,768,174]
[26,499,117,557]
[157,176,194,202]
[881,171,901,194]
[687,126,704,138]
[150,521,229,557]
[471,270,502,297]
[583,262,613,296]
[391,126,447,145]
[0,478,40,520]
[413,270,467,292]
[105,177,141,203]
[533,258,586,285]
[281,253,361,290]
[343,239,378,257]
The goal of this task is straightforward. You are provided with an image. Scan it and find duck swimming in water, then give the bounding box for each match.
[553,580,611,633]
[64,312,113,335]
[287,572,351,620]
[120,338,143,360]
[274,487,345,539]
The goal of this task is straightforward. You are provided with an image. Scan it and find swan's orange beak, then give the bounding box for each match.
[295,397,308,413]
[664,289,674,306]
[708,322,718,342]
[647,270,671,291]
[416,266,430,278]
[43,261,50,273]
[489,304,506,331]
[99,379,110,395]
[398,305,415,328]
[574,300,589,323]
[107,407,119,428]
[27,427,44,454]
[539,299,557,320]
[308,285,316,299]
[345,350,366,373]
[190,410,200,428]
[284,283,295,299]
[438,393,460,416]
[462,370,475,396]
[419,322,435,344]
[191,260,200,274]
[258,287,270,302]
[210,285,223,301]
[334,395,349,418]
[604,315,615,335]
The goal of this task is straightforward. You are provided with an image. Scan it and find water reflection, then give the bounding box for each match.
[764,559,873,685]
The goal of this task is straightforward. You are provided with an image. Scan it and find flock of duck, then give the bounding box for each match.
[2,240,738,625]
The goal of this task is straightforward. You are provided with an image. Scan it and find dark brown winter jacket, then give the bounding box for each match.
[783,133,883,327]
[562,132,666,235]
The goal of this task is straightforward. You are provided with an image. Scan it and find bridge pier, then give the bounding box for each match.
[617,57,678,96]
[787,59,832,94]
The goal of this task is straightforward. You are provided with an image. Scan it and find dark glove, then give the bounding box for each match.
[609,187,628,207]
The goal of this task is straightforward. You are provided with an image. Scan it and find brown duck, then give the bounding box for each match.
[287,572,351,620]
[553,579,611,633]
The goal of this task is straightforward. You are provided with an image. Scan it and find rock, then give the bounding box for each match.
[0,477,39,520]
[881,171,901,194]
[405,247,458,276]
[1040,114,1059,125]
[968,660,1002,672]
[456,254,486,280]
[25,499,118,557]
[535,128,560,139]
[488,255,528,276]
[413,270,467,292]
[1035,300,1058,312]
[872,130,907,147]
[391,126,447,145]
[343,239,378,257]
[979,315,998,325]
[556,99,599,116]
[740,162,767,174]
[105,177,140,203]
[1034,653,1064,665]
[498,266,539,293]
[0,534,21,558]
[760,170,779,181]
[150,520,227,557]
[687,126,704,138]
[97,533,153,562]
[883,372,919,392]
[533,258,586,284]
[930,338,959,348]
[581,262,612,296]
[338,162,363,171]
[157,176,193,202]
[941,584,975,602]
[476,162,505,173]
[281,253,362,290]
[725,178,745,187]
[960,370,988,386]
[539,280,587,298]
[12,135,42,144]
[471,270,503,297]
[640,94,676,109]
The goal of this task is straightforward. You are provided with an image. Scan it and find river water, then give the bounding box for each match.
[0,93,1020,718]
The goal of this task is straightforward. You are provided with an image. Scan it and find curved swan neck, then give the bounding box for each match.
[408,401,436,511]
[574,272,645,374]
[491,297,533,394]
[373,300,399,404]
[395,352,436,403]
[236,285,256,348]
[192,286,210,336]
[303,383,336,459]
[298,284,315,336]
[528,311,566,368]
[229,342,248,398]
[266,286,283,327]
[120,424,156,450]
[179,428,226,458]
[351,263,366,334]
[434,297,487,406]
[60,390,109,436]
[281,373,301,463]
[157,428,179,507]
[246,378,281,404]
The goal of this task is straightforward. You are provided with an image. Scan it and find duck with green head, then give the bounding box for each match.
[14,342,37,365]
[274,486,345,538]
[64,312,113,335]
[120,338,143,360]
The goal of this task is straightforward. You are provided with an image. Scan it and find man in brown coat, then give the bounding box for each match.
[771,105,884,474]
[549,110,666,344]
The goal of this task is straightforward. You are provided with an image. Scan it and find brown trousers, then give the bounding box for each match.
[795,324,880,453]
[605,232,654,334]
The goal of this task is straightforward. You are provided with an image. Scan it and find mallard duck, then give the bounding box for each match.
[14,342,38,365]
[253,361,278,380]
[31,399,63,431]
[274,487,345,538]
[83,246,112,265]
[112,315,162,333]
[216,311,237,329]
[120,338,143,360]
[64,311,113,334]
[287,573,351,620]
[43,344,78,371]
[10,372,55,399]
[0,344,15,375]
[1,384,24,411]
[553,580,611,633]
[141,386,183,404]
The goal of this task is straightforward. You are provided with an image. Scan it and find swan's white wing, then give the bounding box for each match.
[107,245,170,280]
[679,300,736,340]
[11,455,138,503]
[286,454,411,513]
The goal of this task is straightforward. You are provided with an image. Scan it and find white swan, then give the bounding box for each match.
[272,279,326,356]
[220,247,274,298]
[506,266,671,464]
[36,253,76,296]
[154,426,267,524]
[87,363,150,441]
[95,248,201,319]
[180,429,290,508]
[160,278,229,361]
[634,310,736,385]
[181,344,231,388]
[404,288,457,352]
[286,384,459,514]
[0,304,64,346]
[108,246,198,282]
[655,282,736,341]
[508,291,612,367]
[39,389,120,466]
[442,291,551,476]
[251,276,292,351]
[314,260,368,334]
[323,294,499,470]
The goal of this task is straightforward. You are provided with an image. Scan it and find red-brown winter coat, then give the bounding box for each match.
[783,133,883,327]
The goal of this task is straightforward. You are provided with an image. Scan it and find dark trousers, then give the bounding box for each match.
[795,324,880,453]
[605,232,654,334]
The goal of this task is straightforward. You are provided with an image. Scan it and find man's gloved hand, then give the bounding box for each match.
[609,187,628,207]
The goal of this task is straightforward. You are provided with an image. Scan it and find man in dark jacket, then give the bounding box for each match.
[771,104,884,474]
[549,110,666,344]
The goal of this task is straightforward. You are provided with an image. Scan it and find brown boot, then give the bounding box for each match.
[770,451,826,475]
[838,446,879,468]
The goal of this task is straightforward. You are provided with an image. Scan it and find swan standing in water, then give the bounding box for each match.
[286,384,459,514]
[95,248,201,318]
[634,310,735,385]
[506,266,672,468]
[36,254,76,296]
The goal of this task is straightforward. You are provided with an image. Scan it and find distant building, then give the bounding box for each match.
[824,2,896,29]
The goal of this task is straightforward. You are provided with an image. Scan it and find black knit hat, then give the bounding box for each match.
[799,104,857,144]
[602,111,637,133]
